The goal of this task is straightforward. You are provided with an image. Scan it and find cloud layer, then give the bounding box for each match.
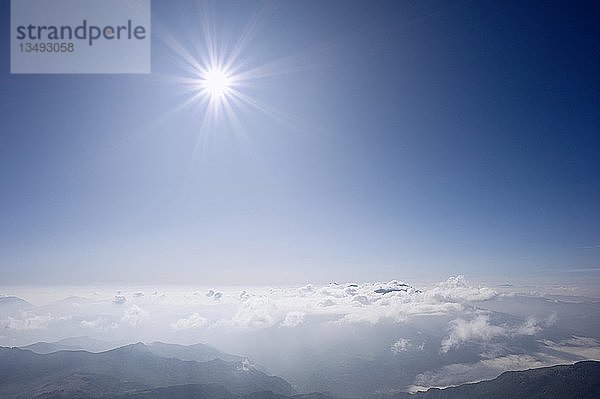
[1,276,599,396]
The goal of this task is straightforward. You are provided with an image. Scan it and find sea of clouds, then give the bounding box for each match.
[1,275,599,395]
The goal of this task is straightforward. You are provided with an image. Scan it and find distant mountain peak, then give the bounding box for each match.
[0,341,294,398]
[127,342,149,350]
[106,342,152,355]
[0,295,32,305]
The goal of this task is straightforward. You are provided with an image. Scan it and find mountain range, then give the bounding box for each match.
[21,337,243,363]
[0,342,291,399]
[1,337,599,399]
[385,361,600,399]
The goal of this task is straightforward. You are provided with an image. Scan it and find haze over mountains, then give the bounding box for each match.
[388,361,600,399]
[21,337,243,363]
[0,342,291,398]
[1,341,599,399]
[2,277,600,397]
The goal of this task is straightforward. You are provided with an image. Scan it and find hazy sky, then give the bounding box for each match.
[1,0,599,285]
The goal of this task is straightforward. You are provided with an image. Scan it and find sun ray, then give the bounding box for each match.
[151,0,335,163]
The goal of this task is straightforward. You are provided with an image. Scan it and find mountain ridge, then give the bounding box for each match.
[381,360,600,399]
[0,343,293,399]
[3,342,599,399]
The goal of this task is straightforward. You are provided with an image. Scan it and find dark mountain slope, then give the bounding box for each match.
[108,383,235,399]
[146,341,243,363]
[21,342,82,354]
[109,385,337,399]
[389,361,600,399]
[0,295,34,313]
[3,344,598,399]
[21,338,243,362]
[0,344,292,399]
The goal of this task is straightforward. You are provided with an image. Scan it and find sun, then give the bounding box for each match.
[200,67,232,100]
[159,6,314,136]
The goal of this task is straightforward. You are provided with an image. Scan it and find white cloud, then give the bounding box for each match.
[112,295,127,305]
[239,290,250,301]
[223,295,277,328]
[80,317,118,331]
[201,276,498,328]
[425,275,497,302]
[281,311,305,327]
[352,295,370,305]
[121,305,149,326]
[391,338,410,354]
[170,313,209,330]
[299,284,315,294]
[206,290,223,301]
[58,276,491,332]
[441,315,506,352]
[318,298,336,307]
[0,312,53,330]
[513,317,544,335]
[440,314,552,353]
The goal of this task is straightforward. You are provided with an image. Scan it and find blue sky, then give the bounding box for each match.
[0,0,599,285]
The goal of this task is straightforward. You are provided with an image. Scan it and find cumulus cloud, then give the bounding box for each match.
[299,284,315,294]
[281,311,305,327]
[121,305,149,326]
[112,295,127,305]
[0,312,53,330]
[426,275,497,302]
[239,290,250,301]
[0,277,551,344]
[513,317,545,335]
[318,298,336,307]
[223,295,277,328]
[206,290,223,301]
[440,313,553,353]
[170,313,209,330]
[80,317,118,331]
[390,338,425,354]
[391,338,410,353]
[440,315,506,352]
[352,295,370,305]
[200,276,498,328]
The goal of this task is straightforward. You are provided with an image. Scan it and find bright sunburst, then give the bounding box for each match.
[199,67,232,100]
[154,3,327,156]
